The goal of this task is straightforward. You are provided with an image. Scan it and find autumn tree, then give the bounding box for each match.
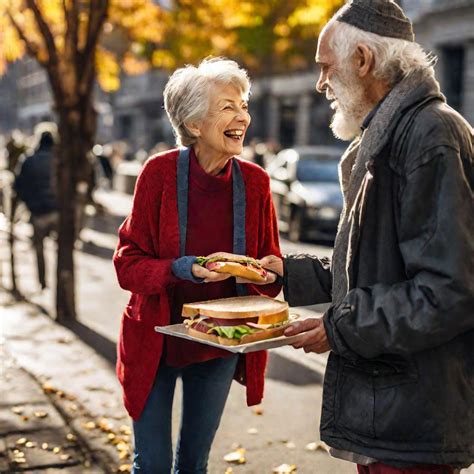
[0,0,165,322]
[150,0,344,75]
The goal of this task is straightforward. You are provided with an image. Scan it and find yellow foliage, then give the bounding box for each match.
[96,48,120,92]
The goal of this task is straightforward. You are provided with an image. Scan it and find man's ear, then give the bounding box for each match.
[355,44,374,78]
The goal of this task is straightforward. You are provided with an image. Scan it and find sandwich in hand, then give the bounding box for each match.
[196,255,268,283]
[182,295,294,346]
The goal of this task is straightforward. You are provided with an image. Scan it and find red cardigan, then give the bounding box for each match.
[113,149,282,420]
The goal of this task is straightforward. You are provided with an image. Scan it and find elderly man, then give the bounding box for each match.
[260,1,474,473]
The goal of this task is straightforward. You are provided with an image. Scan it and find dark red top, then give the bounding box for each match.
[165,149,237,366]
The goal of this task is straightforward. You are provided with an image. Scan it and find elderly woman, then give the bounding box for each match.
[113,57,281,473]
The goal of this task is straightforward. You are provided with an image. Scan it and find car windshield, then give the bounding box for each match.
[296,154,340,183]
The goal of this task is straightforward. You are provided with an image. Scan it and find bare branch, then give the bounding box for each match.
[6,10,43,64]
[25,0,59,66]
[82,0,108,62]
[78,0,108,93]
[63,0,79,59]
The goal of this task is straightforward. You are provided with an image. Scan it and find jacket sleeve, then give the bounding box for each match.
[283,255,332,306]
[324,145,474,360]
[248,186,282,298]
[113,162,178,295]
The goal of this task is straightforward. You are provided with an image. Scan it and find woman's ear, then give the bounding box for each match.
[185,121,201,138]
[355,44,374,78]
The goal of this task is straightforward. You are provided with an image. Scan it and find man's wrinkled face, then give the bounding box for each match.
[315,27,369,141]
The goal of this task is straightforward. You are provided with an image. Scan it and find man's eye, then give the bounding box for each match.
[242,104,249,110]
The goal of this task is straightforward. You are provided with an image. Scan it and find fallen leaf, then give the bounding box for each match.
[66,433,77,442]
[117,464,132,472]
[15,438,27,446]
[12,406,24,415]
[98,418,114,432]
[285,441,296,450]
[25,441,37,448]
[273,463,297,473]
[119,425,132,435]
[252,405,264,416]
[42,383,57,393]
[41,443,49,450]
[53,446,61,454]
[224,468,233,474]
[83,421,96,430]
[223,448,246,464]
[305,441,330,453]
[34,411,48,418]
[247,428,258,435]
[59,454,71,461]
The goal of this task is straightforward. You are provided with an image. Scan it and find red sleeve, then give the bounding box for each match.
[113,162,178,295]
[249,184,282,298]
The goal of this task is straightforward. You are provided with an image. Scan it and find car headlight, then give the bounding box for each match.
[318,206,339,220]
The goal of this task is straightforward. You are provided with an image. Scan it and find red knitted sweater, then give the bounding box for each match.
[114,148,282,420]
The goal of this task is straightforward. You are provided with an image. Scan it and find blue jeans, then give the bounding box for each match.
[132,355,239,474]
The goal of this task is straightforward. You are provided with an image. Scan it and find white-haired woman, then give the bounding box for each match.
[113,57,281,473]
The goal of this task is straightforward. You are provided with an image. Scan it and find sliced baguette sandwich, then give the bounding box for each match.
[182,295,291,346]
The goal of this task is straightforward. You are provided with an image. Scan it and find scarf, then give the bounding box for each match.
[331,69,441,305]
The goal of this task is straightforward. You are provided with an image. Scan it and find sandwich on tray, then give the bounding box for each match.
[196,255,268,283]
[182,295,295,346]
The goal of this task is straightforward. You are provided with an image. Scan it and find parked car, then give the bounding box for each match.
[268,146,343,242]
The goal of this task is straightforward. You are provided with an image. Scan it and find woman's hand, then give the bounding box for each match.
[191,263,232,283]
[258,255,284,277]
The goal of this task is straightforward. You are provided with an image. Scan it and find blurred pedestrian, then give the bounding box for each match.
[113,57,281,473]
[14,125,59,290]
[259,1,474,473]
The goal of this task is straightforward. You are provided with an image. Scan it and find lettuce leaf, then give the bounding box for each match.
[208,325,259,339]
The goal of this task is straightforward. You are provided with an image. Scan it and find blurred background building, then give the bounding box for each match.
[1,0,473,150]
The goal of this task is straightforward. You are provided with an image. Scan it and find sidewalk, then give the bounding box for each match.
[1,293,356,474]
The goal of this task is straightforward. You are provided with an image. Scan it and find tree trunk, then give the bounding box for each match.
[55,98,96,323]
[8,194,22,300]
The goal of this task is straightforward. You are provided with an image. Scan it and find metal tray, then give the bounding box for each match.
[154,324,302,354]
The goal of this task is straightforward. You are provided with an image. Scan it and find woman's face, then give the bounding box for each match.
[194,83,251,160]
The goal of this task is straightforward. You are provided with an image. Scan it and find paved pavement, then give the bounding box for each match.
[1,295,355,474]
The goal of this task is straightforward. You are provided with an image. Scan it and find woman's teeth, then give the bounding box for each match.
[224,130,244,139]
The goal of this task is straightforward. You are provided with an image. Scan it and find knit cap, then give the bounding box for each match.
[335,0,415,42]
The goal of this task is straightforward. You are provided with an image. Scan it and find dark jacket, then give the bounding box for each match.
[283,75,474,466]
[14,145,58,216]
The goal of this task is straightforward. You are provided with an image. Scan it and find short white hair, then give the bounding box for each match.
[326,20,436,85]
[164,57,251,147]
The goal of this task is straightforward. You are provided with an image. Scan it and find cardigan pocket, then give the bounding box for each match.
[118,307,147,366]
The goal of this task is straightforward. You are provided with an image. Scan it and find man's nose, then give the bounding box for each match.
[316,72,327,94]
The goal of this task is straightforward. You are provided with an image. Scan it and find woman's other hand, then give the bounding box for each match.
[235,272,277,285]
[258,255,284,277]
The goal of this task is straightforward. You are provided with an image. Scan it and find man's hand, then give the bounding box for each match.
[259,255,284,277]
[284,318,331,354]
[191,264,231,283]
